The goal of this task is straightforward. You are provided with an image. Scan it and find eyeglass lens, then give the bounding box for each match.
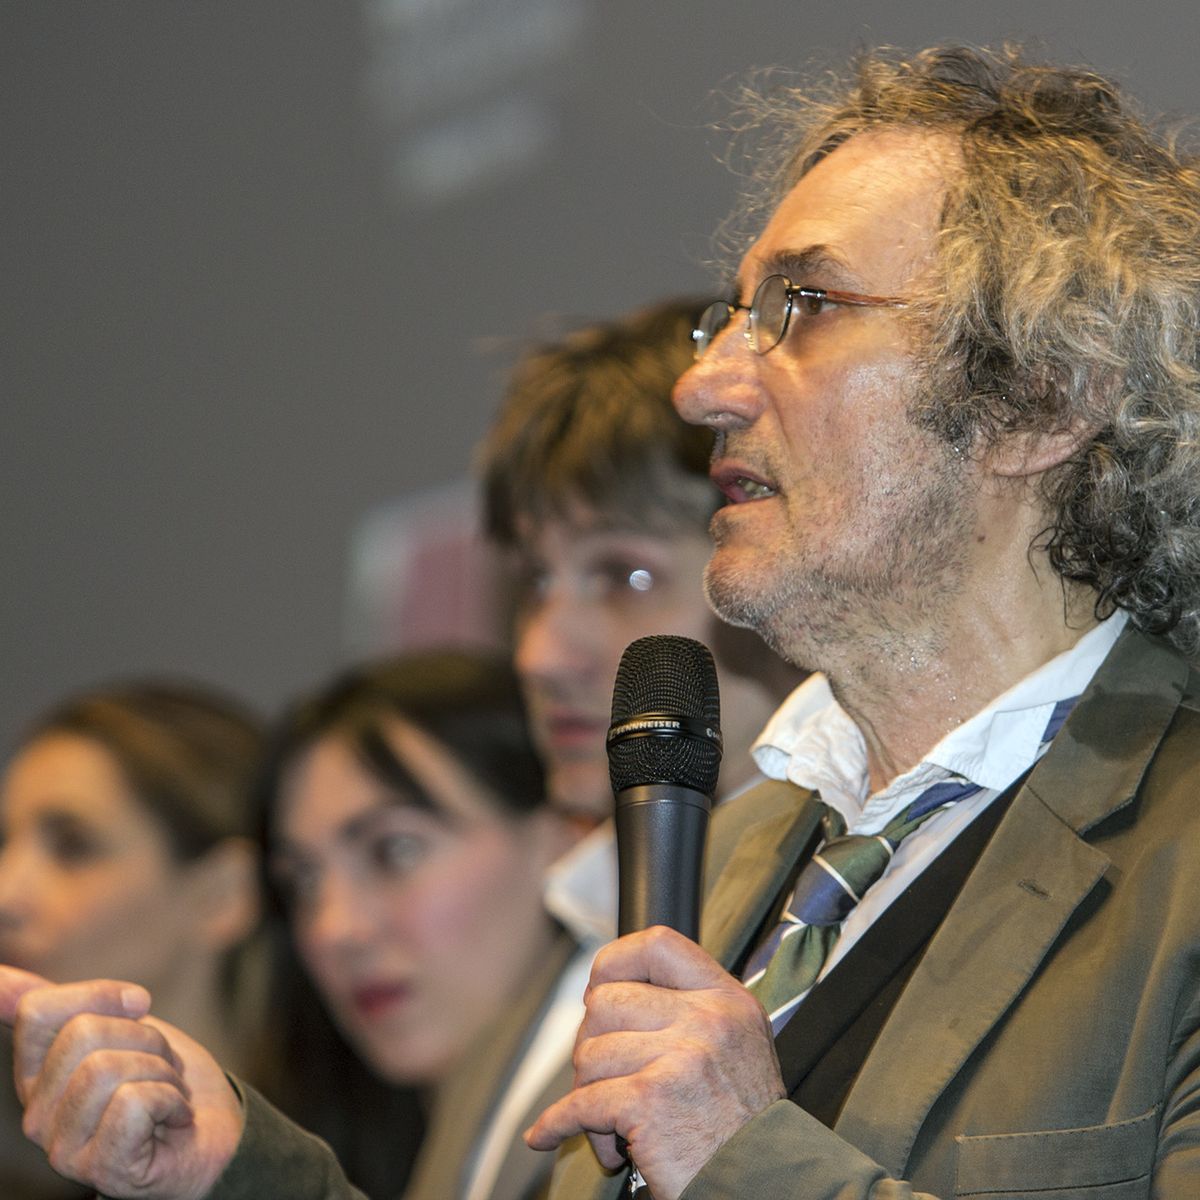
[694,301,733,359]
[749,275,790,354]
[693,276,801,358]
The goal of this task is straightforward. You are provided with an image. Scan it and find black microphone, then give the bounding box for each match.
[607,634,722,940]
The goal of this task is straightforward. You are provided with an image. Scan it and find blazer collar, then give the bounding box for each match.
[404,929,579,1200]
[1019,627,1189,835]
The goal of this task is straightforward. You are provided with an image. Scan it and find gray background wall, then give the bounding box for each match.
[5,0,1199,741]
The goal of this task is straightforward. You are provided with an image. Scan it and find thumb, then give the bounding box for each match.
[0,965,51,1027]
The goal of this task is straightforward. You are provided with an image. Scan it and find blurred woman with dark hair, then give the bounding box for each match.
[255,649,580,1200]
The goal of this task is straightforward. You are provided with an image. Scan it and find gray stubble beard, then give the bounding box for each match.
[701,440,976,677]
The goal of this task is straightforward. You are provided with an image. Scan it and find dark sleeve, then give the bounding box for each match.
[204,1079,369,1200]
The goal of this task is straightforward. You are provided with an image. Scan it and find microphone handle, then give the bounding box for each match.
[615,783,711,940]
[613,782,711,1194]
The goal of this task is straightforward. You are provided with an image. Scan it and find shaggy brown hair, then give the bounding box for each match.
[727,45,1200,654]
[478,298,716,544]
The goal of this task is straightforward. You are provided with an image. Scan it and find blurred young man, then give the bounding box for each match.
[482,298,793,824]
[479,298,798,946]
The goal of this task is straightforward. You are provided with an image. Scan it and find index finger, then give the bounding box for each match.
[587,926,732,993]
[10,978,152,1086]
[0,965,51,1027]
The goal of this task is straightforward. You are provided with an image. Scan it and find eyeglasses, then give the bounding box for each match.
[692,273,907,359]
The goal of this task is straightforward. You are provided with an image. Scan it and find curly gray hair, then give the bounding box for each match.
[728,45,1200,656]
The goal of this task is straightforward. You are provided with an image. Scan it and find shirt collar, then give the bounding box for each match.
[543,821,619,946]
[752,612,1127,831]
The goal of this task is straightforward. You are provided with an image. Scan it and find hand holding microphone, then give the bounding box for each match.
[526,635,783,1200]
[608,635,720,1197]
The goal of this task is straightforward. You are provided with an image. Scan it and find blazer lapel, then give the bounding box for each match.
[546,1132,626,1200]
[702,780,823,971]
[834,783,1110,1174]
[835,628,1190,1176]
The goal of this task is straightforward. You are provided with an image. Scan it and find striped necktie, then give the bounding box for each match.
[744,697,1078,1035]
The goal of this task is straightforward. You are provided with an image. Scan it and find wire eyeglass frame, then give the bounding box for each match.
[692,273,907,359]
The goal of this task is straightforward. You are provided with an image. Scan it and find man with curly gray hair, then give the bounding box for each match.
[2,42,1200,1200]
[528,44,1200,1199]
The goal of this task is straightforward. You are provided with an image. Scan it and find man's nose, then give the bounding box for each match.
[672,326,764,432]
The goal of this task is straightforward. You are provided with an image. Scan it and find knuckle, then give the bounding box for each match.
[12,985,51,1034]
[44,1130,74,1177]
[105,1078,138,1120]
[733,983,764,1015]
[86,1047,145,1093]
[21,1104,45,1145]
[624,1070,657,1113]
[642,924,674,952]
[72,1047,112,1092]
[12,989,37,1024]
[60,1011,103,1048]
[141,1022,171,1057]
[589,941,618,980]
[582,980,624,1027]
[587,979,618,1007]
[573,1036,602,1084]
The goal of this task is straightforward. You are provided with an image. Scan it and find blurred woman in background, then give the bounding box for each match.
[255,649,581,1200]
[0,681,267,1199]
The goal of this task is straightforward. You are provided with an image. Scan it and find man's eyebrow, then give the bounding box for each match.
[736,246,860,300]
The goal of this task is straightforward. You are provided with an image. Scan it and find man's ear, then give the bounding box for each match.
[187,837,262,953]
[984,417,1097,479]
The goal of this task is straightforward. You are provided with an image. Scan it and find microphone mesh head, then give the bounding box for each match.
[608,634,722,795]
